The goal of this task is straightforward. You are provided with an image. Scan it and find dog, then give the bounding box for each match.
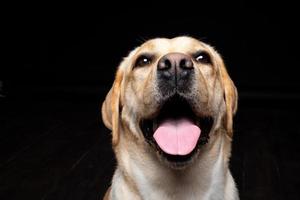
[101,36,239,200]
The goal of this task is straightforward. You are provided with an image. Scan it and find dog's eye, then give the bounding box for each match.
[194,51,211,64]
[134,54,152,68]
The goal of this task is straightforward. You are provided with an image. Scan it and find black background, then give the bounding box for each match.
[5,1,299,98]
[1,1,300,200]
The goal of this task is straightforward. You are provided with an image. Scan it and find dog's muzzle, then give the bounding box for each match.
[139,53,214,169]
[157,53,194,95]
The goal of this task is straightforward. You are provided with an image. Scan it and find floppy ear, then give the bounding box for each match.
[204,44,238,137]
[220,62,238,137]
[101,70,124,145]
[206,45,238,137]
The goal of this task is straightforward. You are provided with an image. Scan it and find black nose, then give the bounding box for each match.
[157,53,194,88]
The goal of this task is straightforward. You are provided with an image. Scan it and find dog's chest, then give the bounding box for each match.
[133,152,226,200]
[140,185,225,200]
[135,169,225,200]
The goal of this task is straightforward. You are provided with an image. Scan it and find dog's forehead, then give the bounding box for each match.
[119,37,215,72]
[138,36,208,54]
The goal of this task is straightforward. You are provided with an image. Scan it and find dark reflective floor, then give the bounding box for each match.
[1,93,299,200]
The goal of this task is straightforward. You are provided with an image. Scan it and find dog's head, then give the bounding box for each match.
[102,36,237,169]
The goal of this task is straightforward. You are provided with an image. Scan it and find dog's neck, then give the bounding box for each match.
[110,130,237,200]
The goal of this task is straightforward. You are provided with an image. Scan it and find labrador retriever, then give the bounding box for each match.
[102,36,239,200]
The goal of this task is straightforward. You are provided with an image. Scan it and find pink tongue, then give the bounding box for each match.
[153,118,201,155]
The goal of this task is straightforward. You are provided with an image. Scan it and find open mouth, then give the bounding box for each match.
[140,94,213,167]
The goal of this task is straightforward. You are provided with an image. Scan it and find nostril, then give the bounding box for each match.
[180,59,193,69]
[158,59,172,70]
[180,59,187,69]
[164,59,172,70]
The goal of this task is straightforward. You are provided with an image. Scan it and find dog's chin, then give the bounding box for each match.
[155,144,201,170]
[140,94,214,170]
